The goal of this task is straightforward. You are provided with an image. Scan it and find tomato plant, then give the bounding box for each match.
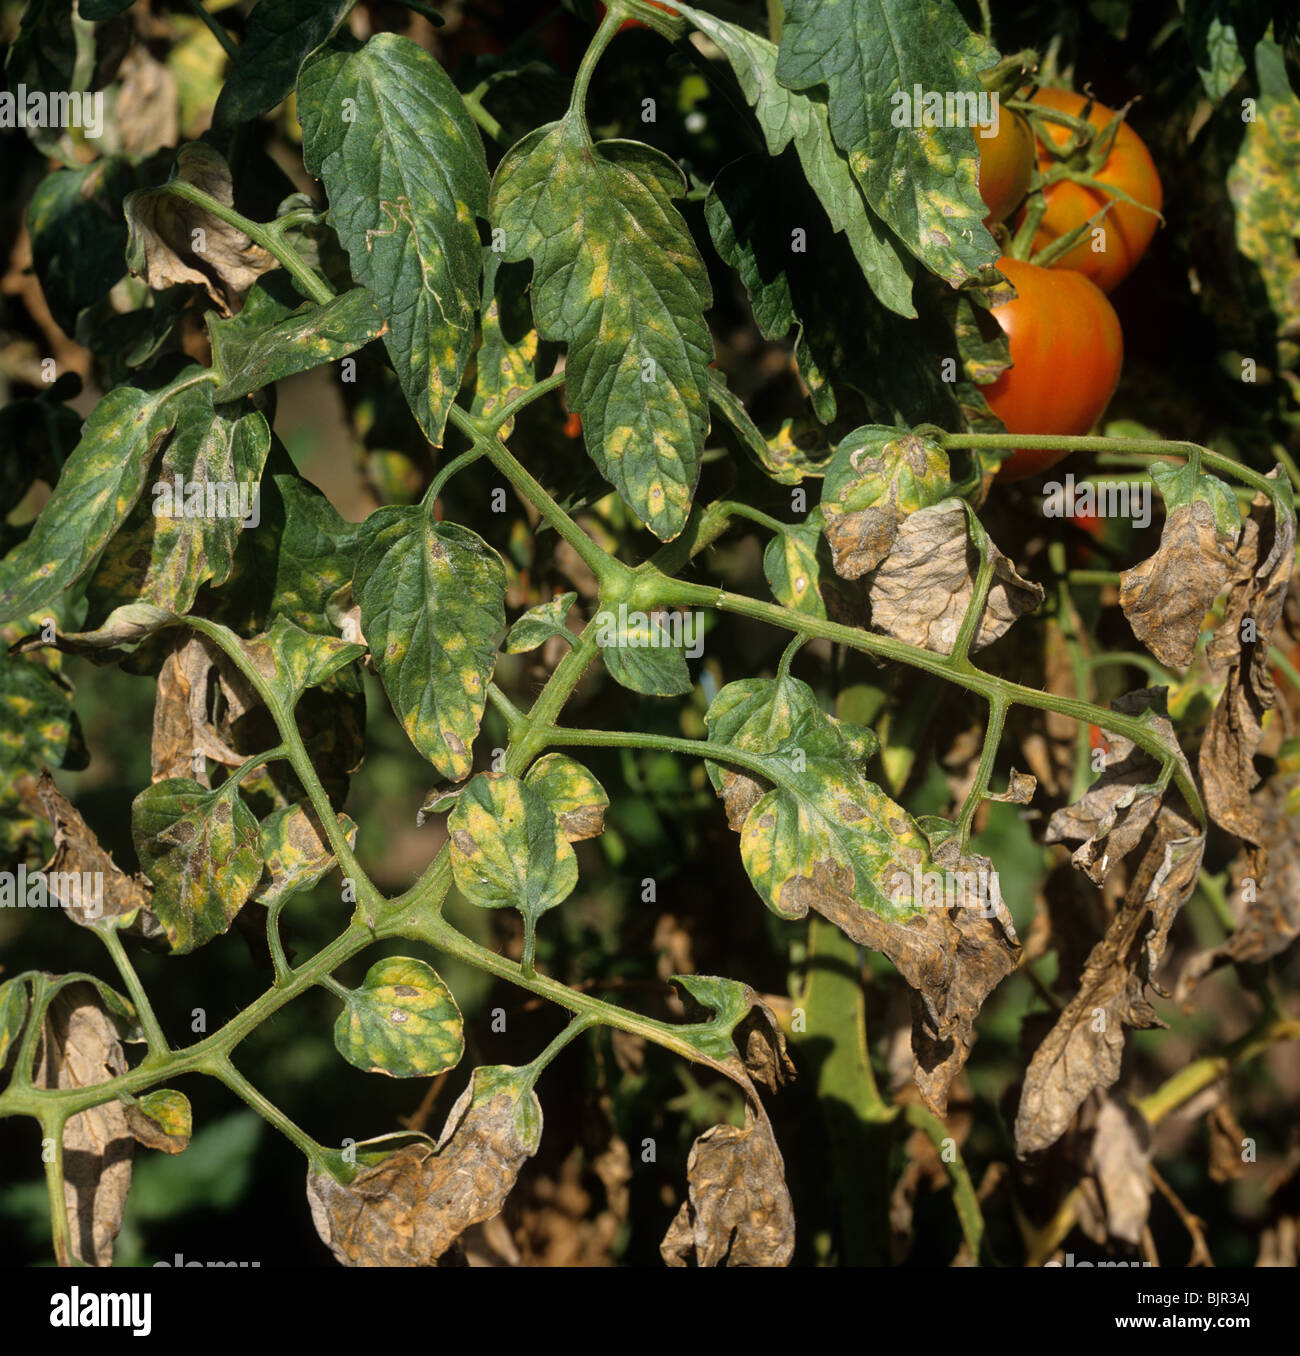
[1021,85,1164,293]
[0,0,1297,1296]
[985,258,1123,479]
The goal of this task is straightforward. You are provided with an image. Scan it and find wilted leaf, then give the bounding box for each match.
[33,983,134,1266]
[523,753,608,842]
[237,615,367,707]
[706,674,1017,1113]
[708,373,833,486]
[1018,746,1204,1155]
[32,770,159,936]
[773,0,1000,287]
[672,975,795,1093]
[1119,462,1241,669]
[332,956,464,1078]
[352,506,505,781]
[1198,478,1296,878]
[866,501,1043,654]
[820,426,951,578]
[448,773,577,967]
[505,593,577,654]
[299,34,490,445]
[307,1064,541,1266]
[125,143,275,315]
[125,1089,192,1155]
[131,776,263,954]
[1090,1095,1151,1246]
[661,1101,794,1267]
[490,113,713,541]
[255,802,358,907]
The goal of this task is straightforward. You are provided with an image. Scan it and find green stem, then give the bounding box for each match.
[525,1012,599,1077]
[425,446,484,508]
[42,1109,73,1267]
[461,82,504,144]
[957,695,1007,848]
[208,1055,329,1168]
[98,929,169,1063]
[182,0,239,61]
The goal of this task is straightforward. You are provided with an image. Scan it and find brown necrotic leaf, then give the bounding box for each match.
[1120,500,1238,669]
[1017,788,1204,1156]
[306,1065,541,1267]
[1089,1095,1152,1246]
[33,983,135,1266]
[33,770,160,938]
[865,501,1043,655]
[124,143,276,315]
[1197,477,1296,878]
[125,1089,192,1156]
[660,1100,794,1267]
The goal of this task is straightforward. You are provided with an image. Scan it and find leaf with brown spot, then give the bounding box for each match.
[32,770,160,937]
[866,501,1043,654]
[819,426,951,578]
[1198,476,1297,879]
[254,801,357,907]
[661,1100,794,1267]
[33,983,135,1266]
[671,974,796,1092]
[125,1089,192,1155]
[523,753,609,843]
[124,143,276,315]
[306,1064,541,1266]
[131,776,263,954]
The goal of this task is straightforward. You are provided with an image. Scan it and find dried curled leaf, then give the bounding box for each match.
[661,1101,794,1267]
[124,143,275,315]
[672,974,796,1093]
[1089,1095,1151,1246]
[33,983,134,1266]
[1120,476,1240,669]
[33,770,160,937]
[1017,776,1204,1155]
[1198,478,1296,879]
[820,426,951,578]
[306,1065,541,1266]
[866,502,1043,654]
[125,1089,192,1155]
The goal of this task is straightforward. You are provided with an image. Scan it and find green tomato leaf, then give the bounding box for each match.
[763,509,828,617]
[595,605,695,696]
[126,1089,192,1155]
[0,976,30,1070]
[333,956,465,1078]
[131,777,263,954]
[448,773,577,970]
[708,371,832,485]
[677,3,914,316]
[490,114,713,540]
[210,284,387,403]
[704,671,932,926]
[86,379,271,618]
[299,33,490,445]
[524,753,609,841]
[353,508,505,781]
[239,615,367,706]
[470,250,539,439]
[774,0,1000,286]
[505,593,577,654]
[213,0,356,128]
[1150,461,1241,539]
[0,380,186,625]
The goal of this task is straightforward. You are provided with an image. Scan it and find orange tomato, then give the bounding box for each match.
[977,110,1034,225]
[986,257,1124,481]
[1023,87,1162,293]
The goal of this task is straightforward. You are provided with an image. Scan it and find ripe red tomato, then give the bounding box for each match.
[597,1,677,34]
[1023,87,1162,294]
[977,110,1034,225]
[985,257,1123,481]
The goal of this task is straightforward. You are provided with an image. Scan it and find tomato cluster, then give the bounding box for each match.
[978,89,1162,481]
